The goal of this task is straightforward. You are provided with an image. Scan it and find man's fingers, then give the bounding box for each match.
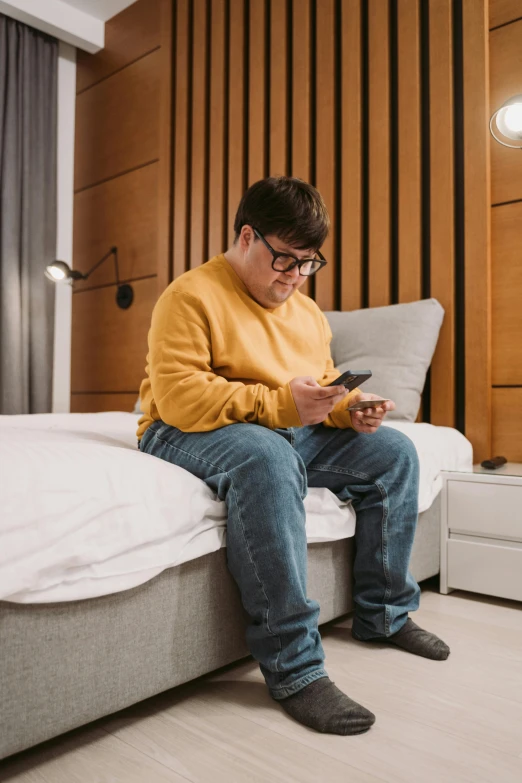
[317,387,346,399]
[353,410,382,426]
[353,415,380,433]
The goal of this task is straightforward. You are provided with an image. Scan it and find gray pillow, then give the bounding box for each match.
[133,397,143,415]
[324,298,444,421]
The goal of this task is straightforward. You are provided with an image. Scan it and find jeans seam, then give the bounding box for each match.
[308,462,392,628]
[228,477,283,672]
[149,429,283,672]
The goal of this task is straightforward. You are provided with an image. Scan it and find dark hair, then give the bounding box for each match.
[233,176,330,250]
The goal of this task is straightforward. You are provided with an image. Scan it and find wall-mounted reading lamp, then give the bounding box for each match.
[45,246,134,309]
[489,93,522,149]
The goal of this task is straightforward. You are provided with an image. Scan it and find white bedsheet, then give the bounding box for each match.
[0,413,473,604]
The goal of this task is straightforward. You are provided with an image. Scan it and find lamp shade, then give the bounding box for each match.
[45,261,85,282]
[490,94,522,149]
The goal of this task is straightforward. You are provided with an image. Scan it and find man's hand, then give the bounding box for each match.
[290,376,349,426]
[348,392,396,434]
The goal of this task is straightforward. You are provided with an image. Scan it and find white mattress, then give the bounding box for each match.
[0,413,473,604]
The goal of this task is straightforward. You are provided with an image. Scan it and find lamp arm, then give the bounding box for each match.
[83,246,118,279]
[112,246,120,286]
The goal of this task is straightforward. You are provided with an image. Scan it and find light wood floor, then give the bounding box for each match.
[1,580,521,783]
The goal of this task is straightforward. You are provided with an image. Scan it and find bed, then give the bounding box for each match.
[0,409,473,759]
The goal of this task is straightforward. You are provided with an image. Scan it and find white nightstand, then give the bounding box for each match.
[440,463,522,601]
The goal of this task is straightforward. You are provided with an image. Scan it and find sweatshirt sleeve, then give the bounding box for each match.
[149,291,302,432]
[316,312,360,430]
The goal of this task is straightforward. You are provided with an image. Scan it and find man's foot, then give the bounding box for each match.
[352,617,450,660]
[275,676,376,735]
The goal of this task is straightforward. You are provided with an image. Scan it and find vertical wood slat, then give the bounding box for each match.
[491,202,522,385]
[227,0,246,246]
[397,0,421,304]
[314,0,336,312]
[463,0,491,463]
[291,0,312,299]
[172,0,190,279]
[367,0,391,308]
[156,0,173,295]
[190,0,209,268]
[340,0,362,312]
[248,0,267,184]
[428,0,455,428]
[269,0,288,176]
[489,22,522,206]
[208,0,227,259]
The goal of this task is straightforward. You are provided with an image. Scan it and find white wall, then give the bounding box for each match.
[52,41,76,414]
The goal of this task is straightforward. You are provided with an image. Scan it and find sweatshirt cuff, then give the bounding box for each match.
[272,382,303,428]
[325,387,361,429]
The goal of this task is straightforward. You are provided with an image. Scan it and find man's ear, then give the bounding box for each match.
[239,224,255,253]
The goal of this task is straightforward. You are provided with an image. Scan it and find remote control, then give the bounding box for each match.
[480,456,507,470]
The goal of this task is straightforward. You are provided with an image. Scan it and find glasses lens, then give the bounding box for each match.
[273,256,323,275]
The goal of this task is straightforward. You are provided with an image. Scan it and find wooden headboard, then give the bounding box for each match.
[71,0,514,464]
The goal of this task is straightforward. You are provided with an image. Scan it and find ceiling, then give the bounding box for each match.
[0,0,140,51]
[59,0,137,22]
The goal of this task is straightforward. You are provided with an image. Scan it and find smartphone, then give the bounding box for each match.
[326,369,372,392]
[348,398,390,411]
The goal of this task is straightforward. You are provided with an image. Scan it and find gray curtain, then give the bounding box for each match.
[0,14,58,414]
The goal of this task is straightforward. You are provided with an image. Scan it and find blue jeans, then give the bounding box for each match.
[138,420,421,700]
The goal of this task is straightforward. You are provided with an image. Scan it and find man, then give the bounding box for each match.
[137,176,450,736]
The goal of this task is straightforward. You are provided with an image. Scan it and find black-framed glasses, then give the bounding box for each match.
[252,227,327,277]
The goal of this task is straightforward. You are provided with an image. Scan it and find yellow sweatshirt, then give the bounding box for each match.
[136,254,360,439]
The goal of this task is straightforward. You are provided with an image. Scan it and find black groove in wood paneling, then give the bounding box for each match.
[72,274,157,295]
[287,0,293,176]
[166,3,176,284]
[264,0,270,177]
[309,0,317,187]
[420,0,431,423]
[489,15,522,32]
[420,0,430,302]
[76,47,162,96]
[73,159,159,194]
[185,0,194,273]
[453,0,465,435]
[361,0,369,310]
[243,0,250,195]
[390,0,399,306]
[334,0,342,312]
[203,0,211,262]
[309,0,317,302]
[224,0,231,244]
[492,198,522,208]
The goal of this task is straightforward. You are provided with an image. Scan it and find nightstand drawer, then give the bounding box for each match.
[447,539,522,601]
[447,480,522,540]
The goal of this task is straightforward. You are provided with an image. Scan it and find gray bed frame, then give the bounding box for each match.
[0,493,440,760]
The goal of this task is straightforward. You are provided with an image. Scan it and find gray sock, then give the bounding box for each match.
[275,676,376,735]
[353,617,450,660]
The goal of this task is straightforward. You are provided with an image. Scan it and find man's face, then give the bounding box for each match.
[238,226,316,309]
